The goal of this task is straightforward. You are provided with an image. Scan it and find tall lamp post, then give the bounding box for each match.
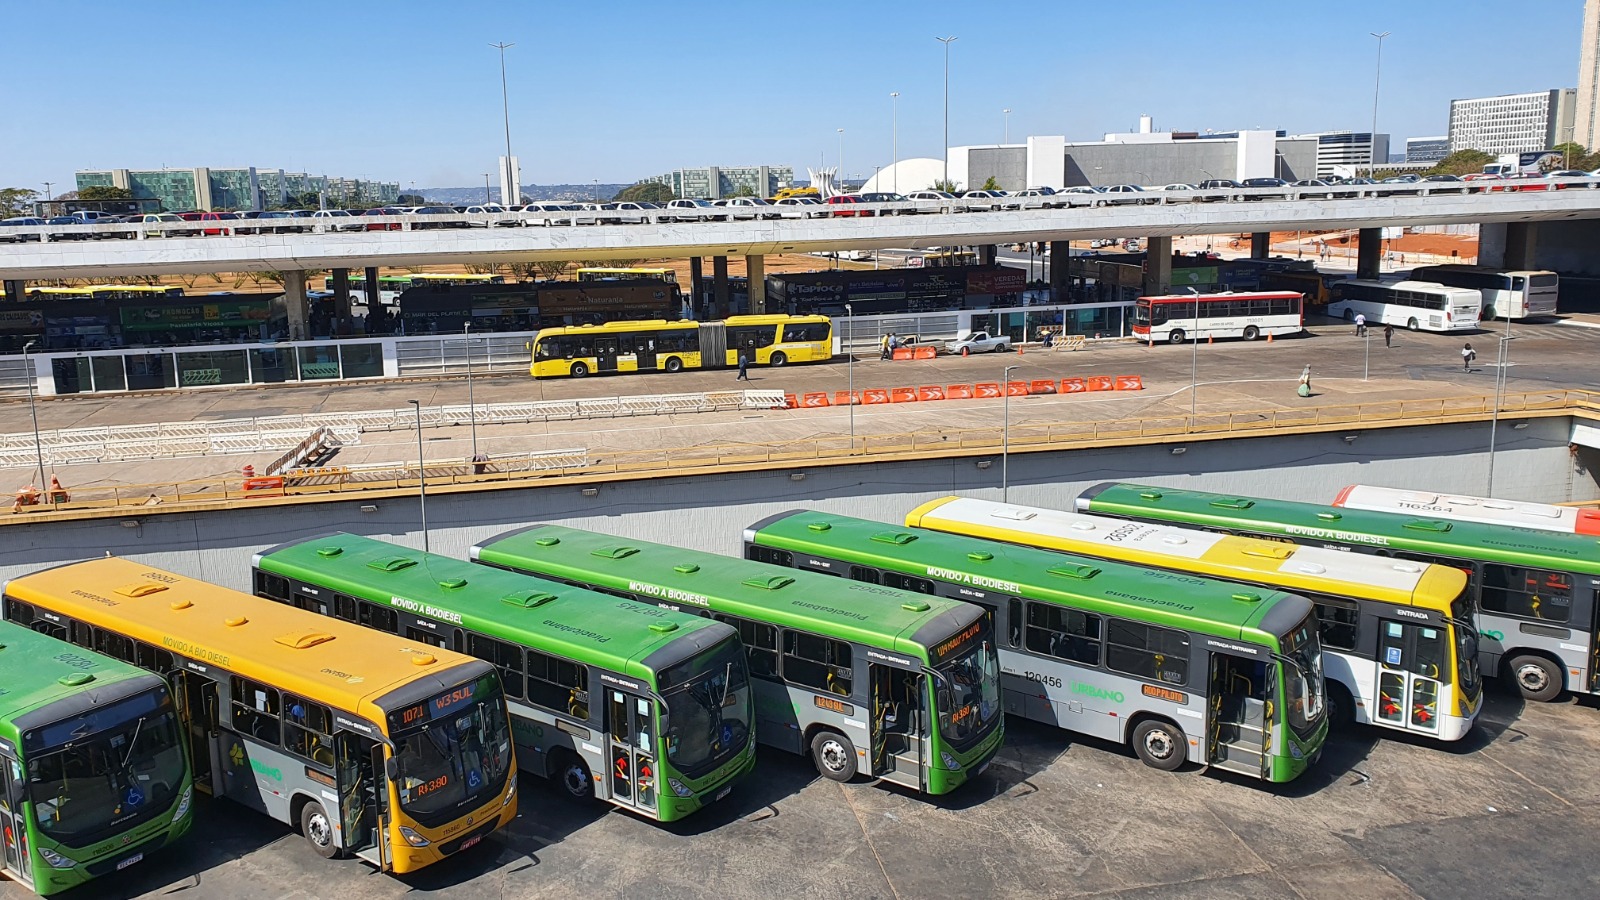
[491,41,515,202]
[936,36,958,188]
[1369,31,1391,179]
[890,92,900,194]
[837,128,845,187]
[844,303,855,448]
[408,399,429,553]
[463,323,479,460]
[22,341,45,491]
[1003,108,1011,144]
[1002,363,1019,501]
[1187,288,1201,426]
[1486,318,1516,496]
[482,173,492,204]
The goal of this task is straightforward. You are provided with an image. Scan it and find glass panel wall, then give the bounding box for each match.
[177,350,250,387]
[297,345,341,380]
[90,356,127,392]
[339,342,384,378]
[249,348,297,383]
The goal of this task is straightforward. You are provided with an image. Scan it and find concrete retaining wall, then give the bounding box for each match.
[1,417,1590,592]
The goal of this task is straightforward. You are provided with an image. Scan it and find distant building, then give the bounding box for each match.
[940,131,1317,191]
[1405,136,1450,163]
[1579,0,1600,149]
[643,165,793,200]
[1290,132,1392,178]
[74,167,400,211]
[1448,90,1576,156]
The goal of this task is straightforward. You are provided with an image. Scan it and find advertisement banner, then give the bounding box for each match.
[120,301,275,331]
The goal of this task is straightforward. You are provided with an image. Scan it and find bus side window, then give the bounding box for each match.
[333,594,358,622]
[849,566,881,585]
[254,571,289,602]
[135,641,176,675]
[232,677,282,744]
[1481,564,1573,622]
[70,618,95,650]
[358,601,399,633]
[1311,595,1360,650]
[527,650,590,720]
[782,630,853,697]
[716,615,778,678]
[2,598,32,626]
[1007,598,1023,648]
[284,695,336,767]
[1024,603,1102,666]
[746,545,793,567]
[470,633,526,699]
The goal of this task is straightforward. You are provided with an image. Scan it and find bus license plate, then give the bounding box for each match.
[116,853,144,871]
[714,785,732,803]
[459,835,482,853]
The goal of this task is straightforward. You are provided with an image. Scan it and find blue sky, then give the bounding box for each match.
[5,0,1585,190]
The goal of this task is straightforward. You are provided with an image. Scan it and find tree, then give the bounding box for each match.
[0,187,38,217]
[981,176,1001,191]
[1425,149,1495,177]
[932,179,961,193]
[614,181,676,203]
[727,185,756,198]
[395,193,425,206]
[533,261,571,279]
[78,185,133,201]
[1550,142,1600,171]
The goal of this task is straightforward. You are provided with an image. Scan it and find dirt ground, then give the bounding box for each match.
[1263,229,1478,257]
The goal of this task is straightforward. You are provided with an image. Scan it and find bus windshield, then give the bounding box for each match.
[1278,614,1325,739]
[931,619,1003,749]
[658,638,753,780]
[26,688,186,847]
[390,675,513,825]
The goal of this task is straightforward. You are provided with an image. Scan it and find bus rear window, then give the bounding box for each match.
[1531,274,1558,287]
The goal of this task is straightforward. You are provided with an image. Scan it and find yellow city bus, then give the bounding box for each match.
[575,267,678,287]
[530,314,833,377]
[27,285,185,301]
[1,557,518,874]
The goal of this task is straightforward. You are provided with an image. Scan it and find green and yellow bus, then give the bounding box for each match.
[907,496,1480,742]
[252,533,755,822]
[472,524,1004,795]
[2,557,516,874]
[575,267,678,287]
[529,314,833,377]
[1078,482,1600,704]
[0,620,193,895]
[744,510,1328,783]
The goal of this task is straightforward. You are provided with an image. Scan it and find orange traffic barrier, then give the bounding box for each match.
[946,384,974,399]
[892,347,914,360]
[914,345,936,359]
[1029,380,1057,395]
[1061,378,1087,393]
[784,393,799,409]
[1086,375,1114,392]
[917,385,946,401]
[1005,381,1030,396]
[974,382,1002,398]
[862,389,891,404]
[889,387,919,403]
[1114,375,1144,391]
[243,476,285,492]
[801,392,831,408]
[833,390,861,406]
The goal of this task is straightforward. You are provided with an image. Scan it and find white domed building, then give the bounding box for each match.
[858,158,948,194]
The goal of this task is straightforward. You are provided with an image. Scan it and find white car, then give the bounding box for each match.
[773,197,828,218]
[661,199,727,222]
[522,202,585,226]
[714,197,781,220]
[904,190,963,213]
[310,209,362,232]
[1009,188,1067,209]
[1094,184,1154,206]
[462,204,520,226]
[944,329,1011,355]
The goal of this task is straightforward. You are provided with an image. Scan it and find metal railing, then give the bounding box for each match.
[8,388,1591,520]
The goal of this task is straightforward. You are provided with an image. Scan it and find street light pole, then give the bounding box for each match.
[936,36,958,188]
[464,323,479,460]
[491,41,515,202]
[837,128,845,186]
[43,182,52,203]
[845,303,855,449]
[1002,363,1019,502]
[890,92,900,195]
[1369,31,1391,179]
[1364,326,1370,381]
[1188,288,1200,426]
[1003,108,1011,144]
[22,341,45,491]
[408,399,429,552]
[1486,317,1515,496]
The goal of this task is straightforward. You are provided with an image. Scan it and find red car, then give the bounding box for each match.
[199,211,238,236]
[363,207,406,231]
[825,195,874,218]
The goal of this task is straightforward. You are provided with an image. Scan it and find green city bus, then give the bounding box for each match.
[744,511,1328,783]
[1078,482,1600,704]
[253,533,755,822]
[472,525,1005,795]
[0,619,193,895]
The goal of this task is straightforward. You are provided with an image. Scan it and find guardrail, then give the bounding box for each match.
[7,178,1599,242]
[8,388,1591,521]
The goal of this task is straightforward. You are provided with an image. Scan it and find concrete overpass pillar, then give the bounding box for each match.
[1480,222,1539,270]
[979,244,998,266]
[1049,240,1069,302]
[688,257,703,317]
[1142,236,1173,296]
[1250,232,1271,260]
[1357,228,1382,280]
[363,265,380,317]
[3,280,23,304]
[746,255,766,314]
[712,256,730,318]
[283,270,310,341]
[331,268,351,321]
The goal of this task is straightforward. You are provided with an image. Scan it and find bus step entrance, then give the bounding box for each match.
[1209,654,1269,778]
[872,667,923,788]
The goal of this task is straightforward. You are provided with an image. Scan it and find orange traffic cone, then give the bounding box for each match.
[242,464,256,479]
[1267,332,1274,343]
[1207,334,1213,345]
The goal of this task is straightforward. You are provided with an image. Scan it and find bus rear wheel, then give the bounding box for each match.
[810,730,858,782]
[1407,317,1420,331]
[555,751,595,800]
[769,351,788,367]
[570,361,590,377]
[1168,329,1186,345]
[1131,719,1185,771]
[664,356,683,373]
[1483,305,1496,321]
[300,800,342,859]
[1508,654,1563,702]
[1243,325,1260,341]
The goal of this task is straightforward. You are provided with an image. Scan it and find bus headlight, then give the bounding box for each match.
[38,847,75,869]
[399,826,432,848]
[668,778,693,798]
[502,773,517,807]
[1289,743,1304,760]
[173,784,193,824]
[940,751,960,771]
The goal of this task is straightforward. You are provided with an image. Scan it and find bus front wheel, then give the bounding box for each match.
[300,800,342,859]
[1407,318,1420,332]
[769,352,788,367]
[1508,654,1563,702]
[1483,305,1496,321]
[810,730,858,782]
[1168,329,1186,345]
[1131,719,1185,771]
[664,356,683,373]
[1242,325,1260,341]
[570,362,590,377]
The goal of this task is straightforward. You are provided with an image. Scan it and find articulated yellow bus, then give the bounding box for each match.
[1,557,518,874]
[530,314,833,377]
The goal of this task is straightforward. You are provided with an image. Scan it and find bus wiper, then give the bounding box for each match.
[120,717,147,770]
[718,662,733,709]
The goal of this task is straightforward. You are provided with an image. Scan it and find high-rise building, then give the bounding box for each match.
[1291,132,1391,178]
[643,165,794,200]
[1580,0,1600,150]
[1405,136,1450,163]
[74,167,401,211]
[1448,90,1576,156]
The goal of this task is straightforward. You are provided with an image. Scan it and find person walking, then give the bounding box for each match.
[1461,342,1476,371]
[1383,323,1393,348]
[879,332,891,360]
[736,350,750,381]
[1354,312,1366,337]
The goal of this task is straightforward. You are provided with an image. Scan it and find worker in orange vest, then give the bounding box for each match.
[13,485,40,513]
[47,476,69,504]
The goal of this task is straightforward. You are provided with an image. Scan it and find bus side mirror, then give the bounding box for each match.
[384,757,399,781]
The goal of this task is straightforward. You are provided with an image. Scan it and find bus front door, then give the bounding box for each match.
[336,733,383,867]
[594,337,620,373]
[869,665,924,790]
[176,670,220,795]
[1207,652,1270,779]
[605,690,657,814]
[635,337,658,371]
[0,755,30,886]
[1375,620,1444,734]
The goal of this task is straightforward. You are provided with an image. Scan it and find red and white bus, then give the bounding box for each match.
[1332,484,1600,536]
[1132,291,1304,344]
